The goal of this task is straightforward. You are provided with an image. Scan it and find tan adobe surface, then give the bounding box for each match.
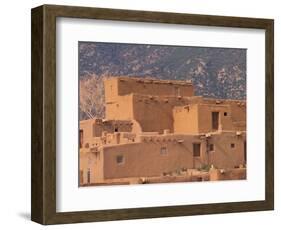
[79,76,247,186]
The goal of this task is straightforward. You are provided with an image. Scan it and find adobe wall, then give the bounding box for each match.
[79,148,104,185]
[80,76,247,184]
[102,135,204,179]
[104,78,246,134]
[173,104,199,134]
[197,99,246,131]
[197,104,234,132]
[80,119,97,147]
[105,94,134,120]
[100,132,137,145]
[173,99,246,134]
[209,168,246,181]
[104,77,119,103]
[79,119,133,147]
[104,77,194,103]
[106,93,194,134]
[131,94,191,133]
[207,132,246,168]
[104,77,195,133]
[229,102,246,129]
[101,131,245,180]
[94,120,133,136]
[80,131,245,183]
[198,102,246,132]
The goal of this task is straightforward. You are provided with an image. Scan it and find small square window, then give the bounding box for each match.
[160,146,168,155]
[231,143,235,148]
[116,155,124,164]
[224,112,228,116]
[209,144,214,151]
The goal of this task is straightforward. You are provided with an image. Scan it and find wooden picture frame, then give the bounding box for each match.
[31,4,274,225]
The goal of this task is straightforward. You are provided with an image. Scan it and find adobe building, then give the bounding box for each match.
[79,76,246,186]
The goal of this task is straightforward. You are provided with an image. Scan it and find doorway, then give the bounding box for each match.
[212,112,219,130]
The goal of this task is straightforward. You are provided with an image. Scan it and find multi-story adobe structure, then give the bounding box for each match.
[79,77,246,185]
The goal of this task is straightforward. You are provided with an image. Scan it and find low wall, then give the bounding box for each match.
[209,168,246,181]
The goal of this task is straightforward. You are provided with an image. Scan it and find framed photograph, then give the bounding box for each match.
[31,4,274,225]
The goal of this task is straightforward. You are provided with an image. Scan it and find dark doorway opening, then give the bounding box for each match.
[87,169,91,184]
[79,130,83,148]
[193,143,201,157]
[212,112,219,130]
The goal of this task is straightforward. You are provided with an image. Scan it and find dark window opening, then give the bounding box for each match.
[224,112,228,116]
[160,146,168,155]
[87,169,90,184]
[193,143,201,157]
[209,144,214,151]
[79,130,83,148]
[212,112,219,130]
[116,155,124,164]
[80,170,83,185]
[114,127,118,132]
[231,143,235,148]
